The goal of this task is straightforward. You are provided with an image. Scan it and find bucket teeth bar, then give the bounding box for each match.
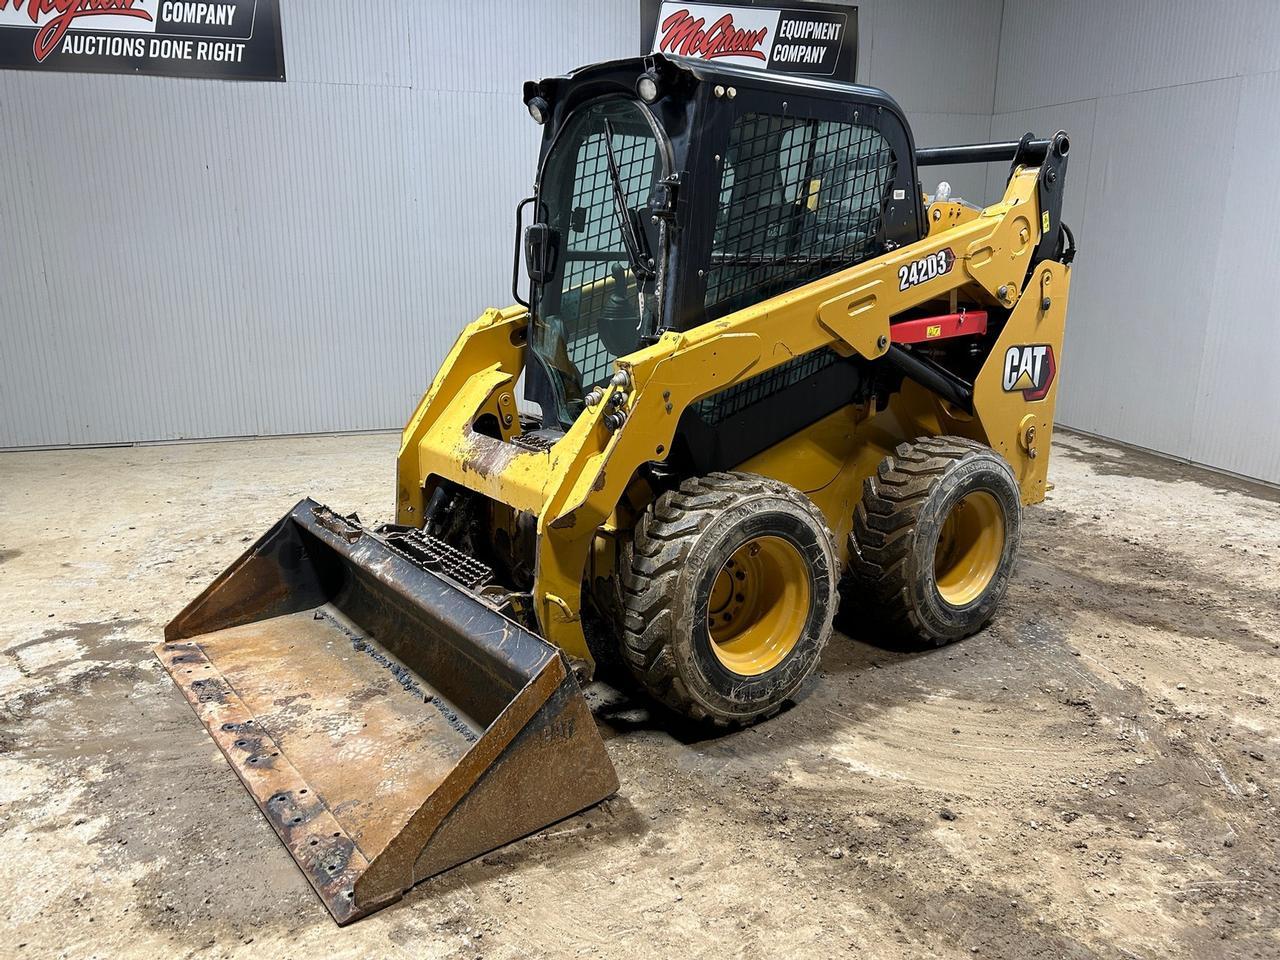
[155,499,618,924]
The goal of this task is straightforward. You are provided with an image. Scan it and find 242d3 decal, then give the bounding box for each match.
[897,248,954,291]
[1002,344,1056,401]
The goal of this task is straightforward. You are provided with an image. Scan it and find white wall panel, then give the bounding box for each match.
[0,86,63,448]
[1057,78,1240,459]
[222,81,425,437]
[1,74,426,445]
[1191,71,1280,483]
[861,0,1002,114]
[405,90,545,411]
[10,75,262,444]
[994,0,1280,115]
[991,0,1280,483]
[279,0,413,87]
[407,0,636,95]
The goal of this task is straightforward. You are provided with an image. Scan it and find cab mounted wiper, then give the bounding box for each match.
[602,118,655,282]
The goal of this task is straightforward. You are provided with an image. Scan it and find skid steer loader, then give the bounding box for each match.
[157,54,1074,924]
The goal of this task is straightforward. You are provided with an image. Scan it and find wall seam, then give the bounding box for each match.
[1079,97,1099,239]
[1003,62,1280,116]
[1184,73,1249,463]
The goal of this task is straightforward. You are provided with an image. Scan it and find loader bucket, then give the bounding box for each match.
[154,499,618,924]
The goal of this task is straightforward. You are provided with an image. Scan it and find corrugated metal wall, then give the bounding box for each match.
[986,0,1280,484]
[1,0,1005,449]
[0,0,632,447]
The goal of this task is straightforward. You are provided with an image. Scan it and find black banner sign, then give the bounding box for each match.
[641,1,857,82]
[0,0,285,80]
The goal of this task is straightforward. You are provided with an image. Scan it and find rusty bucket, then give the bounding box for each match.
[155,499,618,924]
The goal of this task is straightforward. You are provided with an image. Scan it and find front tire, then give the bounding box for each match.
[618,473,838,726]
[843,436,1021,646]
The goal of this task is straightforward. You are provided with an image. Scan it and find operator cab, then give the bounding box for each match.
[519,54,924,433]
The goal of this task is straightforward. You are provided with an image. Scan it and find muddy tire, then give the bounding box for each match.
[618,472,838,726]
[843,436,1021,646]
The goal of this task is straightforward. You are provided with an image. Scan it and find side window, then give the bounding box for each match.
[560,114,659,387]
[704,113,896,319]
[533,98,661,399]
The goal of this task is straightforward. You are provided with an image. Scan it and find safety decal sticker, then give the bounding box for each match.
[897,248,955,291]
[1002,344,1056,401]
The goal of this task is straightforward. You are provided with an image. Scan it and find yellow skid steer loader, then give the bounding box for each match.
[157,54,1074,923]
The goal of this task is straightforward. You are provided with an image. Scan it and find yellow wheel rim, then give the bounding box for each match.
[934,490,1006,607]
[707,535,810,677]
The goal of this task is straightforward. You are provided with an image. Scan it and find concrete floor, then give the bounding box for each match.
[1,431,1277,960]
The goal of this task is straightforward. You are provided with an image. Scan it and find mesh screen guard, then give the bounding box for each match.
[705,112,896,319]
[693,111,896,424]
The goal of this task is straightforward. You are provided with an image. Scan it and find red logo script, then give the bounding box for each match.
[1,0,153,62]
[658,8,768,62]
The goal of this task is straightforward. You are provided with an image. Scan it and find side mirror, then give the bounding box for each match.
[524,223,561,285]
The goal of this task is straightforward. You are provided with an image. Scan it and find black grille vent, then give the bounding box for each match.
[695,349,843,426]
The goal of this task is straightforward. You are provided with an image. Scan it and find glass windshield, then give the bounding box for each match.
[529,98,664,428]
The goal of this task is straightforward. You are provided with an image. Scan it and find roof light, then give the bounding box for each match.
[527,96,549,125]
[636,72,660,103]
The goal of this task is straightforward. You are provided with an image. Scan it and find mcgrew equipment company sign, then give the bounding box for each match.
[641,1,857,81]
[0,0,285,80]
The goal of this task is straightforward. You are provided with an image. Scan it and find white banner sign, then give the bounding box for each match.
[651,2,853,77]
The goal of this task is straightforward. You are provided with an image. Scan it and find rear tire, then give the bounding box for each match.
[618,473,838,726]
[843,436,1021,646]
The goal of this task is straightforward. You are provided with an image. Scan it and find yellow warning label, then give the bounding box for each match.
[806,178,822,212]
[1041,211,1051,233]
[926,324,942,338]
